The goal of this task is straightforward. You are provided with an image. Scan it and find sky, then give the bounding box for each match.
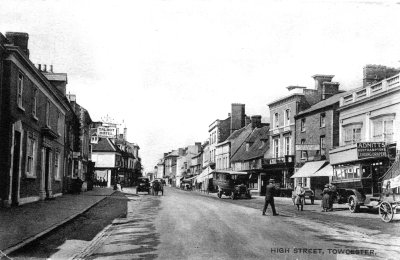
[1,0,400,172]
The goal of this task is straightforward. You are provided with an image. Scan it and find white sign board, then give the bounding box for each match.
[295,144,320,151]
[97,126,116,138]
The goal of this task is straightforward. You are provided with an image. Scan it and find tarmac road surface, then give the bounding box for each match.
[54,187,399,260]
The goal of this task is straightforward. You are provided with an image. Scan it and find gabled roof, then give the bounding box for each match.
[92,138,119,152]
[295,92,347,117]
[228,124,254,160]
[231,126,270,162]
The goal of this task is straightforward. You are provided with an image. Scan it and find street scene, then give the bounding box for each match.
[5,187,400,260]
[1,0,400,259]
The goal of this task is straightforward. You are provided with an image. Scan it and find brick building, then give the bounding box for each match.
[291,90,345,195]
[264,75,338,189]
[0,32,75,206]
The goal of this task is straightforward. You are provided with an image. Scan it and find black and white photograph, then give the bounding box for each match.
[0,0,400,259]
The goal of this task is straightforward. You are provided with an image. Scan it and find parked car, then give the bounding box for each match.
[136,177,151,194]
[214,171,252,200]
[292,187,315,205]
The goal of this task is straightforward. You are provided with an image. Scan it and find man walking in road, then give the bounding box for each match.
[262,179,279,216]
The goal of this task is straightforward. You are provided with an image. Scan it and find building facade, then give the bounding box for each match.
[0,32,73,206]
[264,75,337,189]
[329,72,400,196]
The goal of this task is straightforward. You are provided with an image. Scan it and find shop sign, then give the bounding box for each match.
[295,144,320,151]
[97,126,116,138]
[357,142,386,159]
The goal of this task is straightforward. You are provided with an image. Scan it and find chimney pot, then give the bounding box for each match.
[44,64,47,72]
[38,64,42,71]
[50,65,53,73]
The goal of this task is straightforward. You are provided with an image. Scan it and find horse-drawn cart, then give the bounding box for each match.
[378,161,400,222]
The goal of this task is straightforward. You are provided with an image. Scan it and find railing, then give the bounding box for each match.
[340,73,400,106]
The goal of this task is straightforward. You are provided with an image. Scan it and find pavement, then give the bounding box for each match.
[0,187,115,256]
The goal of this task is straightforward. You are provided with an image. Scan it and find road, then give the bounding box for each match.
[50,186,398,260]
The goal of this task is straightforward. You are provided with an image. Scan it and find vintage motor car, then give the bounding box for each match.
[136,177,151,194]
[291,187,315,205]
[213,171,252,200]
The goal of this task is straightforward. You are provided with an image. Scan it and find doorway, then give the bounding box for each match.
[11,131,21,205]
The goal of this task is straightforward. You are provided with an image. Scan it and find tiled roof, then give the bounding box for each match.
[229,124,254,161]
[92,138,118,152]
[231,126,270,162]
[296,92,347,117]
[165,150,179,157]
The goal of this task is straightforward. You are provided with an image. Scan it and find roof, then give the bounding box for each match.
[231,126,270,162]
[165,150,179,157]
[291,161,327,178]
[295,92,347,117]
[92,138,118,152]
[42,72,68,82]
[216,125,248,147]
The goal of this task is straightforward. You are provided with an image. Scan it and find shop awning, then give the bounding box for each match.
[291,161,327,178]
[313,164,334,177]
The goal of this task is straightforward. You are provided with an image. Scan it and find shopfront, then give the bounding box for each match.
[330,142,391,195]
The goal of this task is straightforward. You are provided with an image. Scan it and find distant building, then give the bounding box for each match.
[176,143,201,187]
[164,150,179,186]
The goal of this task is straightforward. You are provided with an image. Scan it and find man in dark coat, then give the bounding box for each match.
[262,179,279,216]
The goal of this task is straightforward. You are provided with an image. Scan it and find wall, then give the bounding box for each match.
[91,152,116,168]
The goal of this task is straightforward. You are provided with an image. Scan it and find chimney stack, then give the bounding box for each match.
[50,65,53,73]
[38,64,42,71]
[363,64,400,87]
[250,115,262,129]
[5,32,29,57]
[43,64,47,72]
[230,103,246,134]
[123,127,127,141]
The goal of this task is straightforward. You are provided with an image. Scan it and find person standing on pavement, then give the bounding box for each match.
[262,179,279,216]
[321,184,331,212]
[294,181,305,211]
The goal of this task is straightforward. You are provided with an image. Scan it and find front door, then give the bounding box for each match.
[12,131,21,205]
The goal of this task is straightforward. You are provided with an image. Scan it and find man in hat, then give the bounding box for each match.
[294,181,305,211]
[262,179,279,216]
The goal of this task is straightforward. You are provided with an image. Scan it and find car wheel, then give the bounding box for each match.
[348,195,360,213]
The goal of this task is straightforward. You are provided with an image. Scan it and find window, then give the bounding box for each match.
[17,73,24,109]
[26,134,37,177]
[320,113,326,127]
[273,138,279,158]
[373,118,394,143]
[54,152,61,180]
[285,109,290,126]
[32,88,37,118]
[344,124,362,145]
[46,100,51,127]
[284,136,290,155]
[274,113,279,128]
[57,111,62,135]
[320,135,326,156]
[300,118,306,132]
[301,139,307,159]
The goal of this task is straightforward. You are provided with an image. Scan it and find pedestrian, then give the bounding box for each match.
[294,181,305,211]
[328,184,336,211]
[321,184,331,212]
[262,179,279,216]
